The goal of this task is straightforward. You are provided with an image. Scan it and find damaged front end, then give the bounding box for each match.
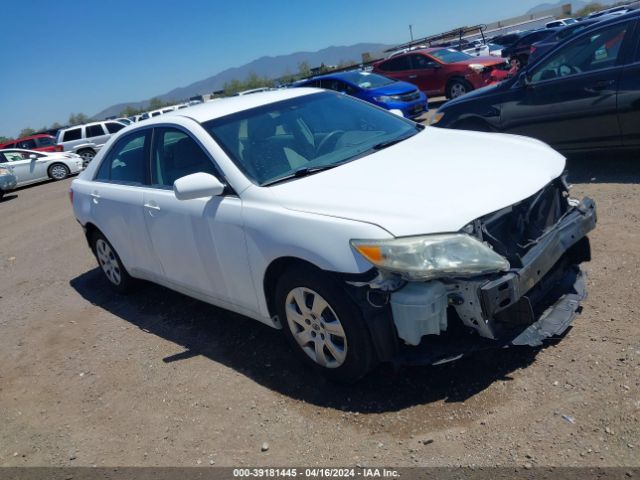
[351,177,597,365]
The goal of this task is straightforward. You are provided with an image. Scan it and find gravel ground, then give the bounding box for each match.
[0,153,638,468]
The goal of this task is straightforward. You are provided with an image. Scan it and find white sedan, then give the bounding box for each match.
[71,89,596,382]
[0,149,83,186]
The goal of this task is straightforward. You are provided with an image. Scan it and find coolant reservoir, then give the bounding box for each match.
[390,281,448,346]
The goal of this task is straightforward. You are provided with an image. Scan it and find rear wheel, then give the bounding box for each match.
[275,265,375,383]
[91,231,135,293]
[446,79,472,99]
[48,163,70,180]
[77,149,95,165]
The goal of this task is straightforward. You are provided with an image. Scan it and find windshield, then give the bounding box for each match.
[338,72,395,89]
[430,48,472,63]
[204,92,419,186]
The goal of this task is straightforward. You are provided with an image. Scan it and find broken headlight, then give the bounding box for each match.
[351,234,510,281]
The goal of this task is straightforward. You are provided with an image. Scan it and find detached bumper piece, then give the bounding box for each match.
[394,195,596,366]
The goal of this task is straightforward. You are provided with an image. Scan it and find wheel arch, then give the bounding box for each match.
[263,256,326,320]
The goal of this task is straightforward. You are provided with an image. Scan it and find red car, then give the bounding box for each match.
[0,134,62,152]
[373,47,509,99]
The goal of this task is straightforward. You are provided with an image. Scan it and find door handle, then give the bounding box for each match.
[585,80,614,93]
[143,202,161,211]
[90,191,100,203]
[408,75,418,79]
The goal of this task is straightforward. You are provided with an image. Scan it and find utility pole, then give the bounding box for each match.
[409,24,414,42]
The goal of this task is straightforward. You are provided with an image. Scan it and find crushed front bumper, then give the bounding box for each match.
[392,196,597,365]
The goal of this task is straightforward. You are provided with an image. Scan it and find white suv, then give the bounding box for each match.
[70,89,596,382]
[56,120,126,165]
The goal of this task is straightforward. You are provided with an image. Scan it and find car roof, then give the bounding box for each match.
[301,71,383,83]
[158,88,320,124]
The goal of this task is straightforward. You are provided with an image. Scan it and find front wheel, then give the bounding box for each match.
[446,79,472,99]
[275,265,375,383]
[48,163,70,180]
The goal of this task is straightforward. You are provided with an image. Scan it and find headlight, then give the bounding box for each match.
[350,234,510,280]
[468,63,486,73]
[430,111,445,125]
[373,95,392,103]
[0,167,12,175]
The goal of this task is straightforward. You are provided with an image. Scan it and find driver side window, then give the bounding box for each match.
[531,22,629,83]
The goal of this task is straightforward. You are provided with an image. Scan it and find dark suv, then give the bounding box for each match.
[501,28,559,66]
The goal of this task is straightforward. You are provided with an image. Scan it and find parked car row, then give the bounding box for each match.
[0,148,83,198]
[431,10,640,154]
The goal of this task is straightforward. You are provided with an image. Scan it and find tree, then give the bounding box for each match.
[297,60,311,78]
[148,97,164,110]
[0,136,12,143]
[576,2,605,16]
[51,122,62,129]
[68,113,89,125]
[120,105,142,117]
[19,127,36,137]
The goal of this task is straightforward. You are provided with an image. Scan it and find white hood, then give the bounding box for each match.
[268,127,565,237]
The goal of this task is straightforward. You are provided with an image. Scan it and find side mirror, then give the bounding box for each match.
[173,172,225,200]
[389,109,405,118]
[29,154,37,160]
[519,71,533,87]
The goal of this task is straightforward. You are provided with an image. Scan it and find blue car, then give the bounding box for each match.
[296,71,428,119]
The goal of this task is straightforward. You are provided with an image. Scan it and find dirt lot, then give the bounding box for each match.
[0,153,638,468]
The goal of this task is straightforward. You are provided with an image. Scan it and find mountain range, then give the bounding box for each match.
[526,0,616,14]
[93,43,389,119]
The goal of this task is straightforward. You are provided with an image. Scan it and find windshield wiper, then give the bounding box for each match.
[262,165,338,186]
[372,131,418,151]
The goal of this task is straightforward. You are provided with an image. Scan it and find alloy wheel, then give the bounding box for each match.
[284,287,347,368]
[95,239,122,286]
[50,164,69,180]
[450,82,468,98]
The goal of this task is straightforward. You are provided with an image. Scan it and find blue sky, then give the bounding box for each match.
[0,0,546,138]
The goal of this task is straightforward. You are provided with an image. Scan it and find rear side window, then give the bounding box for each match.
[86,124,106,138]
[105,122,125,134]
[62,128,82,142]
[35,137,55,147]
[95,130,150,185]
[378,55,411,72]
[17,139,37,149]
[151,128,219,187]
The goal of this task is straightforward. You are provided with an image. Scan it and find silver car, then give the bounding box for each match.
[0,149,83,186]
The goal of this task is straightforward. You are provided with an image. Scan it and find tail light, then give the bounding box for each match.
[56,145,63,152]
[69,189,74,205]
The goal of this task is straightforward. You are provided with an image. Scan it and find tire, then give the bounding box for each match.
[77,149,95,165]
[91,231,135,294]
[275,265,375,383]
[0,191,4,200]
[48,163,70,180]
[446,79,473,99]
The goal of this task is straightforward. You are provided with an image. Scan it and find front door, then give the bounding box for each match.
[501,20,633,151]
[142,127,255,311]
[618,21,640,147]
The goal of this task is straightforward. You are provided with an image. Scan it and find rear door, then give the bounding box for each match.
[618,20,640,146]
[501,19,634,150]
[85,123,109,149]
[89,129,160,276]
[406,53,445,95]
[0,151,32,184]
[375,55,413,85]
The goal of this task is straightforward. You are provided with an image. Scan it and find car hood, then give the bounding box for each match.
[369,81,418,96]
[268,127,565,237]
